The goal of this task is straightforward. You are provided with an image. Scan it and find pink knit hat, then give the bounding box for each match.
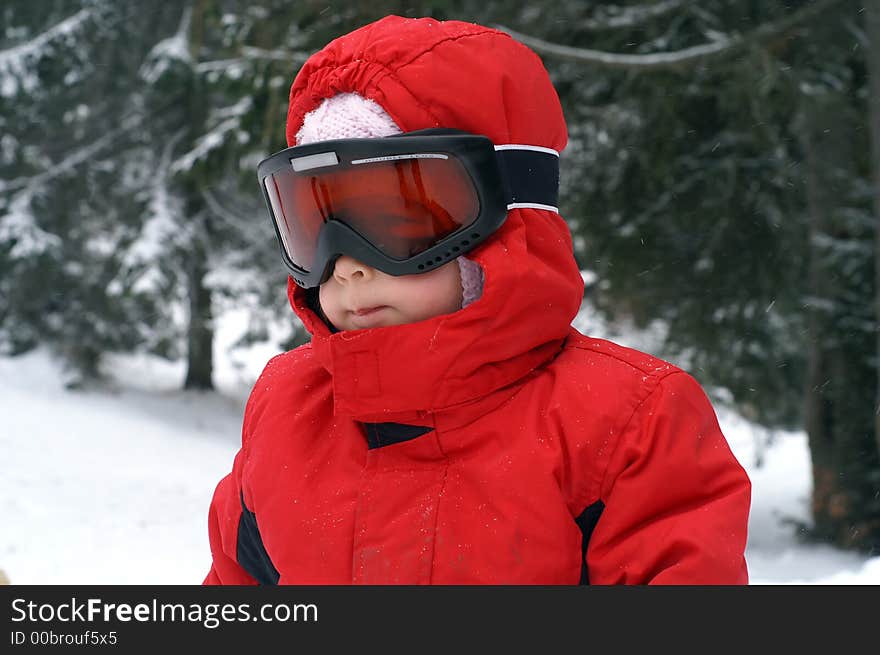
[296,93,484,308]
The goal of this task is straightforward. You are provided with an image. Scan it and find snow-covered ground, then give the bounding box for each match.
[2,304,879,585]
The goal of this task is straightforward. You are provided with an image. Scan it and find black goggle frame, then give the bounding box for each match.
[257,128,559,288]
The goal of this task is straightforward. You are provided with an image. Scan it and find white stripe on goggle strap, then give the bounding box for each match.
[494,144,560,157]
[507,202,559,213]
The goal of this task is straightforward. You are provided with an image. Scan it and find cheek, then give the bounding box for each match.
[318,283,342,319]
[406,266,462,317]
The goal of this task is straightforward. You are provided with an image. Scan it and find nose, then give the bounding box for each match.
[332,255,376,283]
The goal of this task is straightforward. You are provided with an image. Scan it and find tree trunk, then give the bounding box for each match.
[182,0,214,391]
[183,215,214,390]
[866,0,880,460]
[800,101,837,543]
[799,93,880,552]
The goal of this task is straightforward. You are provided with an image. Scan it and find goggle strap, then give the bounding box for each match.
[495,146,560,213]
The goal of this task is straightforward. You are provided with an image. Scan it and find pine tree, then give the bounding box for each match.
[1,1,172,384]
[487,0,880,551]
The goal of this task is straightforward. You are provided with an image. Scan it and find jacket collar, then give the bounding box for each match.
[290,213,581,424]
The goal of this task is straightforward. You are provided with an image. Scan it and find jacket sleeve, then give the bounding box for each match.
[203,450,257,585]
[203,396,258,585]
[586,370,751,585]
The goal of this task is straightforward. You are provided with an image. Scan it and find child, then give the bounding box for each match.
[204,15,751,585]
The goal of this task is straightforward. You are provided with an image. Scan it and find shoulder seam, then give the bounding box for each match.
[592,368,686,500]
[568,340,680,376]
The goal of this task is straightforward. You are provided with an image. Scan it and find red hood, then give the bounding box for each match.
[284,15,583,421]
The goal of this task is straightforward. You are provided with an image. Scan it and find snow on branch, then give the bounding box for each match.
[0,191,63,259]
[241,46,310,62]
[194,49,309,74]
[125,131,186,294]
[170,118,241,174]
[0,8,93,97]
[168,98,252,173]
[140,7,192,83]
[495,0,847,71]
[1,110,149,260]
[580,0,687,31]
[4,111,141,196]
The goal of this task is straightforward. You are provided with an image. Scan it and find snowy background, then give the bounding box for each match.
[2,299,879,585]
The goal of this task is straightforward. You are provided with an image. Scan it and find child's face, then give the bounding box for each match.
[318,255,463,331]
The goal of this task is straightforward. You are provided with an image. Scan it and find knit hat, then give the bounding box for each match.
[296,92,484,309]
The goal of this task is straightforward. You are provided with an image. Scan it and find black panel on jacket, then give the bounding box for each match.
[237,492,280,585]
[361,422,434,449]
[575,500,605,585]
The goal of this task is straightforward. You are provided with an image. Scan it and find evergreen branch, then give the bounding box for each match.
[194,47,308,73]
[240,46,309,62]
[202,187,254,235]
[494,0,849,71]
[1,95,183,195]
[0,8,93,67]
[579,0,688,31]
[4,117,135,194]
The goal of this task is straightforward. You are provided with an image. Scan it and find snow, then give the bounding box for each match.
[0,9,92,98]
[0,191,63,259]
[171,118,241,174]
[139,7,192,85]
[580,0,687,31]
[1,303,878,585]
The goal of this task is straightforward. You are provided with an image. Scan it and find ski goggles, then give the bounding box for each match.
[257,128,559,288]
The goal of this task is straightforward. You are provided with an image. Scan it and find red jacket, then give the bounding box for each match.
[205,15,751,585]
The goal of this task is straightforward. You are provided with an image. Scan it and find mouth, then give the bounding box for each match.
[352,305,387,317]
[348,305,392,329]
